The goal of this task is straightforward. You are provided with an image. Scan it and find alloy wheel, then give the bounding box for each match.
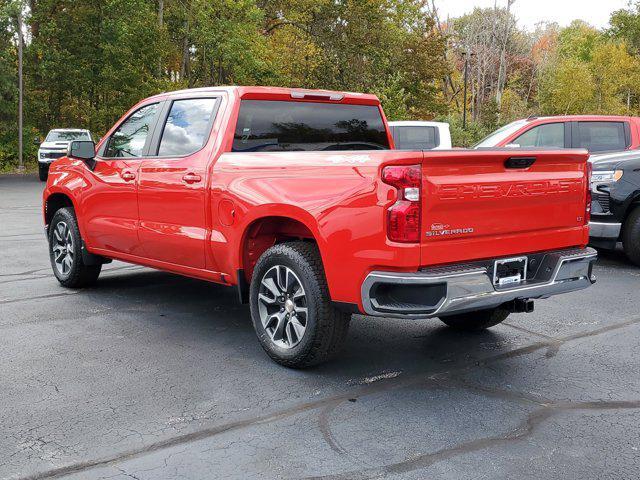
[52,221,74,276]
[257,265,308,349]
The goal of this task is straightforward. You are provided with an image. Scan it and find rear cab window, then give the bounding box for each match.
[393,126,438,150]
[232,100,390,152]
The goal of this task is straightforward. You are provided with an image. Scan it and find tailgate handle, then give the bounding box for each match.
[505,157,536,169]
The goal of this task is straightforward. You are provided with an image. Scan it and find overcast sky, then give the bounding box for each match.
[436,0,631,30]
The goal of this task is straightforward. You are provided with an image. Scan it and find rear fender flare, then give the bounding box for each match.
[237,205,327,274]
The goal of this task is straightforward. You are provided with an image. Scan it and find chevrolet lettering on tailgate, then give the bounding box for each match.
[437,179,582,201]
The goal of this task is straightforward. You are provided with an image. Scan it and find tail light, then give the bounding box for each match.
[382,165,421,243]
[585,161,592,225]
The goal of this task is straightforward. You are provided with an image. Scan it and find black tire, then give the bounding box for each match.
[48,207,101,288]
[38,164,48,182]
[249,242,350,368]
[622,206,640,267]
[439,307,510,331]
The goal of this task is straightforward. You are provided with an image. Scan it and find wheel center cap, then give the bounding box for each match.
[284,299,295,313]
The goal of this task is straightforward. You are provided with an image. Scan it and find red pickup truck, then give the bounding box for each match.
[475,115,640,152]
[43,86,597,367]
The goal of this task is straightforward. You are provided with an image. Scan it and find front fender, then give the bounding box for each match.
[43,158,88,236]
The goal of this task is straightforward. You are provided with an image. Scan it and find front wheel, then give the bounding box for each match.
[249,242,350,368]
[439,307,510,331]
[622,206,640,267]
[48,207,101,288]
[38,164,48,181]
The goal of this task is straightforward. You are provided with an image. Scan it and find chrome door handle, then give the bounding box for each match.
[182,173,202,184]
[121,171,136,181]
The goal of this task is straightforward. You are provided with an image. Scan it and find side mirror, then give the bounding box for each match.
[69,140,96,160]
[33,136,42,146]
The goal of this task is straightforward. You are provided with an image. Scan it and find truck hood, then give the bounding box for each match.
[39,141,70,150]
[590,150,640,170]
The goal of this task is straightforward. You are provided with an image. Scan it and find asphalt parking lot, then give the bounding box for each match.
[1,174,640,480]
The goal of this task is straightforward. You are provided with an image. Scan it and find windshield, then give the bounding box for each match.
[45,131,91,142]
[473,120,527,148]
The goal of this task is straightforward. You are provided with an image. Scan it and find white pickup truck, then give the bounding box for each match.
[37,129,94,181]
[388,121,452,150]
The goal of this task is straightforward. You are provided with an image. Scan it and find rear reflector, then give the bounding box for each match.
[387,201,420,242]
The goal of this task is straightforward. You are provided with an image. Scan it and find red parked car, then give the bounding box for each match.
[43,86,597,367]
[475,115,640,152]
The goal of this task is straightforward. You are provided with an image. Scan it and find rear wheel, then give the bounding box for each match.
[38,164,48,181]
[439,307,510,331]
[622,206,640,267]
[249,242,350,368]
[48,207,101,288]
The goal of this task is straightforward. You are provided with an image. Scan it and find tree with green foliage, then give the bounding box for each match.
[260,0,448,119]
[591,40,640,113]
[26,0,167,135]
[537,57,595,114]
[610,1,640,53]
[0,0,30,171]
[556,20,600,62]
[536,20,640,116]
[188,0,271,86]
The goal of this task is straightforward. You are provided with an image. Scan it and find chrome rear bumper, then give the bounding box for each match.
[589,220,621,240]
[361,247,597,319]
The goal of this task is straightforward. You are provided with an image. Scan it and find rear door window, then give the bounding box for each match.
[232,100,390,152]
[512,123,565,148]
[393,126,438,150]
[575,122,627,152]
[157,98,218,156]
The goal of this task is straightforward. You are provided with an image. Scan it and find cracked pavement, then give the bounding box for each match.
[1,174,639,479]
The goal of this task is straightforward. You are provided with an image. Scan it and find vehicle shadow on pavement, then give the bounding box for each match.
[84,266,515,381]
[593,244,631,266]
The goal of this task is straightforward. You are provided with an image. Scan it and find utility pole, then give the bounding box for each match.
[157,0,164,77]
[17,3,24,172]
[496,0,516,108]
[462,52,469,129]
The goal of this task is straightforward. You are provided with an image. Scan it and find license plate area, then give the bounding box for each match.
[493,256,527,288]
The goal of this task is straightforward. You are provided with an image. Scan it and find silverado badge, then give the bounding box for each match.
[426,223,474,237]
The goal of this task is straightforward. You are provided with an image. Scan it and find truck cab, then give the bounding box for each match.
[475,115,640,153]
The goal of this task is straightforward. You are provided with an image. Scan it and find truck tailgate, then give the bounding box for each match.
[420,150,590,266]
